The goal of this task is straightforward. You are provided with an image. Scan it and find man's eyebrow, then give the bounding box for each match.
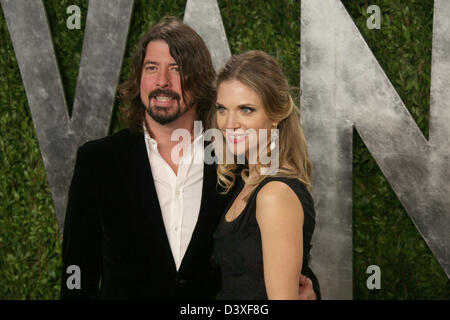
[143,60,158,66]
[143,61,178,66]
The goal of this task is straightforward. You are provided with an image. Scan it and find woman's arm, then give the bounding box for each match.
[256,181,304,300]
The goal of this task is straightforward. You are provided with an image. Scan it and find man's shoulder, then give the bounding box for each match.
[77,128,143,159]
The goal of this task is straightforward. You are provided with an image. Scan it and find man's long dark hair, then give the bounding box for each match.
[119,16,216,132]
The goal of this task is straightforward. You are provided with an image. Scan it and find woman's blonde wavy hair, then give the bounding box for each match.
[208,50,312,199]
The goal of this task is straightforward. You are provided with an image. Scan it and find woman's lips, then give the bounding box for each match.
[226,132,248,144]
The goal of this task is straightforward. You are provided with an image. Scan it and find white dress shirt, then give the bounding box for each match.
[143,124,204,271]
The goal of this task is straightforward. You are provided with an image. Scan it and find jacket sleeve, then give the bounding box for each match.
[60,144,103,299]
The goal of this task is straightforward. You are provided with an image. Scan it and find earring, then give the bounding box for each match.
[270,128,279,151]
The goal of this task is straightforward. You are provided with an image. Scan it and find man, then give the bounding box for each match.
[60,16,320,300]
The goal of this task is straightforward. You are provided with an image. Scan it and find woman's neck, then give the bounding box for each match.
[247,164,260,182]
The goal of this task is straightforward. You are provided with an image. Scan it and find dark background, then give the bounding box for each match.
[0,0,448,299]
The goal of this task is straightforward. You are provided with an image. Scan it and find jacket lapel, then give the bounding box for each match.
[126,132,177,275]
[124,133,224,276]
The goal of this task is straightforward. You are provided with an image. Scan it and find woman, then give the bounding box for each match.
[210,50,316,300]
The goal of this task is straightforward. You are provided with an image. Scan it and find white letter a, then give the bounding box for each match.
[66,265,81,290]
[366,265,381,290]
[66,5,81,30]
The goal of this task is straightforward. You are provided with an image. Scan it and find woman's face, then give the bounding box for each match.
[216,80,277,158]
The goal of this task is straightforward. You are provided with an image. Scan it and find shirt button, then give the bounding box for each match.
[174,226,179,231]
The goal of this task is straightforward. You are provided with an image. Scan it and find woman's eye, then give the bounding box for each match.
[216,105,226,113]
[241,107,254,114]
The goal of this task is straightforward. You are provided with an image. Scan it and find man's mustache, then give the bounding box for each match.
[148,89,181,101]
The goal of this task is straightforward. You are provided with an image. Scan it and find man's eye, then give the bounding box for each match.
[145,66,156,71]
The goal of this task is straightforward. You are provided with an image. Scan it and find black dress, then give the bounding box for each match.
[211,176,316,300]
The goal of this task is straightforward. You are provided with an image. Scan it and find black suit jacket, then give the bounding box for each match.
[60,129,321,299]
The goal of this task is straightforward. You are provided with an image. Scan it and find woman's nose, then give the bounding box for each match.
[224,112,241,130]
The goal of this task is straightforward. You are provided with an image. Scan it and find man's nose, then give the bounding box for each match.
[156,68,171,88]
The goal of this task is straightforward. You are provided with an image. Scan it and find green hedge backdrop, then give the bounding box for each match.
[0,0,449,299]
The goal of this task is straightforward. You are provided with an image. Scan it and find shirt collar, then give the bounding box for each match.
[143,121,204,150]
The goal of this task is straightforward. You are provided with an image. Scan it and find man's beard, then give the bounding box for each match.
[143,88,190,125]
